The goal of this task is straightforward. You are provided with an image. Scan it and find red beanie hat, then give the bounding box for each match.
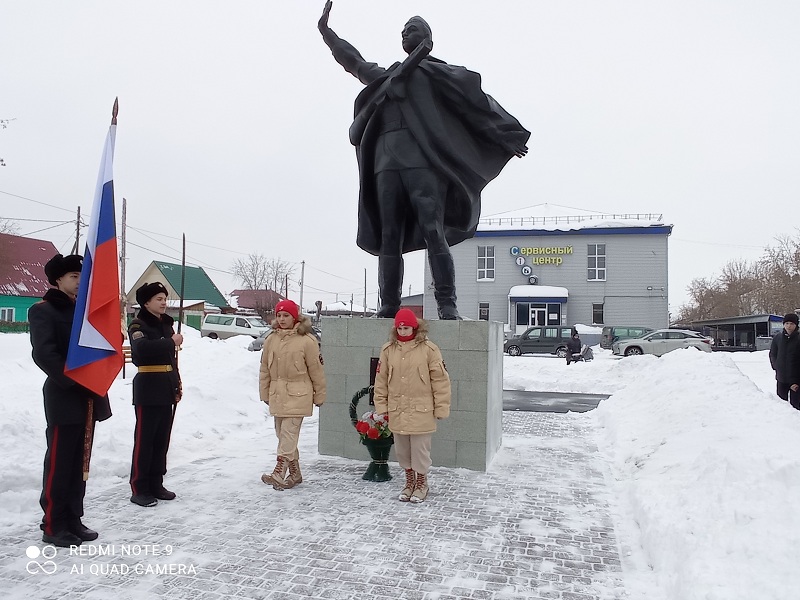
[394,308,418,329]
[275,299,299,321]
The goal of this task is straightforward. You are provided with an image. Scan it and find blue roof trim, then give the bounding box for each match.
[475,225,673,238]
[510,297,568,303]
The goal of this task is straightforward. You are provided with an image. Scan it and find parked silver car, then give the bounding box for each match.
[247,326,321,351]
[247,328,272,351]
[612,328,712,357]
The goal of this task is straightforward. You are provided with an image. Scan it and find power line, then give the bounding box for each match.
[125,239,241,281]
[2,217,73,223]
[6,197,376,299]
[20,221,74,237]
[126,225,249,255]
[304,263,363,283]
[126,227,221,270]
[0,189,76,214]
[126,225,367,290]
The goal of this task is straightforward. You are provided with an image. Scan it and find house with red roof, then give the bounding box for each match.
[0,232,59,323]
[229,288,284,318]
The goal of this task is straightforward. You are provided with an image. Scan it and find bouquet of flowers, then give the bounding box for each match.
[355,410,392,442]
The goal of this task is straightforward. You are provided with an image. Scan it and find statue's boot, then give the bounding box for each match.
[376,256,403,318]
[429,252,461,320]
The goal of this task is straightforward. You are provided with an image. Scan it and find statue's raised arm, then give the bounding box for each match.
[317,1,333,39]
[318,0,388,86]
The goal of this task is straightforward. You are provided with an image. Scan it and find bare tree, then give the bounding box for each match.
[0,219,20,235]
[676,232,800,322]
[232,253,271,290]
[0,118,15,167]
[232,253,296,294]
[756,235,800,314]
[266,258,296,297]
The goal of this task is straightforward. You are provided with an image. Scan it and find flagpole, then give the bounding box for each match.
[82,97,119,481]
[173,233,186,420]
[178,233,186,335]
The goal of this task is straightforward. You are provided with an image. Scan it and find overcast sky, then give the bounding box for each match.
[2,1,798,314]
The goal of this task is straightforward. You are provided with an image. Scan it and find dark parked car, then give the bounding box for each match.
[600,326,654,349]
[504,326,574,357]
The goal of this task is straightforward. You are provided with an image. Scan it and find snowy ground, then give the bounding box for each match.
[1,329,798,599]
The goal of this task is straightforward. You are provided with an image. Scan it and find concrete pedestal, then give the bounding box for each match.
[318,317,503,471]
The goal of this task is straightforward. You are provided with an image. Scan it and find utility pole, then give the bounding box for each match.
[71,206,81,254]
[120,198,127,322]
[364,268,367,317]
[299,260,305,314]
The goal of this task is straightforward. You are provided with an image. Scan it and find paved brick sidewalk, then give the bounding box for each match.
[0,412,628,600]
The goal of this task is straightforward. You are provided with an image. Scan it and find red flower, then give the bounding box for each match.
[356,421,370,434]
[367,427,380,440]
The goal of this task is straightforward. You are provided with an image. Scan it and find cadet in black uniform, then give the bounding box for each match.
[29,253,113,547]
[128,282,183,507]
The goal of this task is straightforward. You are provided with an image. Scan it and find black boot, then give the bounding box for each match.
[69,521,99,541]
[153,487,176,500]
[376,256,403,318]
[428,252,461,320]
[42,530,82,547]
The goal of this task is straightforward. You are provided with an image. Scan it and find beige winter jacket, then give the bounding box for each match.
[259,318,326,417]
[373,331,451,435]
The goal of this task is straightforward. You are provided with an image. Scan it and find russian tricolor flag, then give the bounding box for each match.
[65,99,124,396]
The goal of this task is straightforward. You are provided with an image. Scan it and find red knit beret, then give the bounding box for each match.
[394,308,418,329]
[275,299,299,321]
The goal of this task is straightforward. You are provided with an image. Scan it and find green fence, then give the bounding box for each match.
[0,321,30,333]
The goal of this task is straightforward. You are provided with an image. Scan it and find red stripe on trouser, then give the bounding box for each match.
[130,406,144,495]
[42,426,59,536]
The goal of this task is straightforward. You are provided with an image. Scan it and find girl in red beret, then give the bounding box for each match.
[259,300,326,490]
[373,309,451,503]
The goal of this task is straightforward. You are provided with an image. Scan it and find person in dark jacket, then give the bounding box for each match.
[29,253,113,547]
[566,331,582,365]
[128,282,183,507]
[769,312,800,409]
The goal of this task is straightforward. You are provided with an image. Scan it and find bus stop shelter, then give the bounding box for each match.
[683,314,783,351]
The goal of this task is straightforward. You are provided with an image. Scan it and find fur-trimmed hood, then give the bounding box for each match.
[271,314,314,336]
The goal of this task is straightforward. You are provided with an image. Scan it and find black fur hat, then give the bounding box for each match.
[136,282,169,306]
[44,253,83,285]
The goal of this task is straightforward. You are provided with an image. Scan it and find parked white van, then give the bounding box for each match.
[201,314,271,340]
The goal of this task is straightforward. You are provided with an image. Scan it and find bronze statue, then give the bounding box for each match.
[319,1,530,319]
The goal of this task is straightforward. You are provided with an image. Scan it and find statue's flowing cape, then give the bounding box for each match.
[348,54,531,255]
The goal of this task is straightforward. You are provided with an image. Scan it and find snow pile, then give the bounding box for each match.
[592,350,800,600]
[503,347,636,394]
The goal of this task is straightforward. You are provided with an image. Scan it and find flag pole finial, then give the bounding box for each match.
[111,98,119,125]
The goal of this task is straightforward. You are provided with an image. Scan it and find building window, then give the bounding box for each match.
[477,246,495,281]
[478,302,489,321]
[0,307,14,321]
[588,244,606,281]
[592,303,604,325]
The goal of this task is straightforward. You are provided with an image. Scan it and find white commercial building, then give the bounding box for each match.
[423,207,672,334]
